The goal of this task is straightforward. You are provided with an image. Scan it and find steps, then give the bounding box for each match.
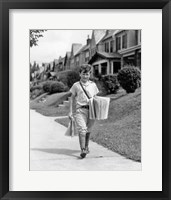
[63,100,69,106]
[58,97,70,108]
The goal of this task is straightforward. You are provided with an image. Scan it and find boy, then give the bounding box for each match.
[68,64,99,159]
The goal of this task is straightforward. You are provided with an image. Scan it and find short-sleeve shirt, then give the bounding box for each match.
[70,81,99,108]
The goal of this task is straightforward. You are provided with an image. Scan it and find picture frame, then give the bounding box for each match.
[0,0,170,199]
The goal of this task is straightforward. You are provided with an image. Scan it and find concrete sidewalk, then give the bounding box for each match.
[30,110,141,171]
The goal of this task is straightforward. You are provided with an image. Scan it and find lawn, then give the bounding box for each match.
[30,88,141,162]
[30,91,71,116]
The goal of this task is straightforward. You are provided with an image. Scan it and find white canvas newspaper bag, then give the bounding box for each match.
[89,96,110,120]
[79,82,110,120]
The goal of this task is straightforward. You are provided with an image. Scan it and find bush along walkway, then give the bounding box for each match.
[30,110,141,171]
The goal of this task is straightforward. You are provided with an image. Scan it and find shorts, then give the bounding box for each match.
[74,107,95,136]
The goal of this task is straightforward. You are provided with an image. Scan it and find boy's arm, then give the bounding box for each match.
[94,83,100,96]
[68,94,75,118]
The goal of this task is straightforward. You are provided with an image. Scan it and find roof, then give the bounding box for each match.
[71,43,83,56]
[66,52,71,57]
[98,51,121,58]
[93,30,106,44]
[75,44,90,56]
[114,30,126,35]
[64,52,71,65]
[88,51,121,64]
[50,72,57,77]
[75,45,86,56]
[102,30,117,41]
[83,44,90,51]
[58,56,65,64]
[39,66,44,74]
[54,59,58,65]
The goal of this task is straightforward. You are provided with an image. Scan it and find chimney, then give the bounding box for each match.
[106,30,109,36]
[87,35,91,45]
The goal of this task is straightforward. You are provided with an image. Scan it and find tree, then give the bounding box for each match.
[30,30,47,47]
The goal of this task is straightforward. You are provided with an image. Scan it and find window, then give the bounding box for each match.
[135,30,138,45]
[138,30,141,44]
[122,34,127,49]
[94,65,99,76]
[113,62,121,73]
[85,51,89,57]
[105,42,109,52]
[110,40,113,52]
[91,49,96,56]
[85,57,89,63]
[85,51,89,63]
[101,63,107,75]
[116,37,121,51]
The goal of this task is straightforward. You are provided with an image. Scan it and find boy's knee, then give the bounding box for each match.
[79,129,87,136]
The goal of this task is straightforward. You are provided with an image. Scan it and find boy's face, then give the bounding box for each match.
[80,71,91,83]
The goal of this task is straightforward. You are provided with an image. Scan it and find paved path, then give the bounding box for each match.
[30,110,141,171]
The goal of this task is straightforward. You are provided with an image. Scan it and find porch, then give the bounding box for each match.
[88,51,121,76]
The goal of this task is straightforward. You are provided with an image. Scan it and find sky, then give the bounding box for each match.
[30,30,92,65]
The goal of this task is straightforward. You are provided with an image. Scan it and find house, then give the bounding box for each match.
[115,30,141,68]
[81,35,91,64]
[70,43,83,69]
[43,63,50,72]
[89,29,141,76]
[54,29,141,76]
[99,30,117,53]
[89,30,106,58]
[55,56,65,72]
[38,66,45,80]
[88,30,121,76]
[64,52,71,70]
[49,61,54,71]
[49,72,57,81]
[89,51,121,76]
[74,36,91,67]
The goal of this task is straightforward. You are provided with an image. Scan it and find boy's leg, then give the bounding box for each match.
[85,119,95,153]
[75,109,88,158]
[85,132,90,153]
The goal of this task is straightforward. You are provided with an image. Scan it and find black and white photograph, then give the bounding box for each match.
[30,29,141,171]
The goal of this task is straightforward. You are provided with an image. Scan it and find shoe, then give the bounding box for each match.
[80,148,87,158]
[79,134,86,158]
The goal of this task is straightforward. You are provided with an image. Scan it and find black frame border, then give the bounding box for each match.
[0,0,170,199]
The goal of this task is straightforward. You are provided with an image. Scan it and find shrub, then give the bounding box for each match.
[58,70,80,88]
[50,81,66,94]
[67,70,80,88]
[95,73,102,81]
[30,89,44,100]
[101,75,120,94]
[117,66,141,93]
[30,84,42,92]
[42,81,54,93]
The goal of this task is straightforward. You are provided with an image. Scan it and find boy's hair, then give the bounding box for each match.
[79,64,92,73]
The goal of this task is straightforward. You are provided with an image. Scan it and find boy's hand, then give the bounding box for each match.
[68,112,73,119]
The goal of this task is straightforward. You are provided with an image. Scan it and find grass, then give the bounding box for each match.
[30,87,141,162]
[91,90,141,162]
[30,91,71,116]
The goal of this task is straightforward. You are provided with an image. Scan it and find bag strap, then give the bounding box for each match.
[79,81,90,99]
